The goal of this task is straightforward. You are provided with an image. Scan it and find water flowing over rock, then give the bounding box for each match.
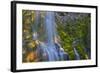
[35,11,69,61]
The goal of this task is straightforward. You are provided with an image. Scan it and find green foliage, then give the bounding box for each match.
[56,13,91,60]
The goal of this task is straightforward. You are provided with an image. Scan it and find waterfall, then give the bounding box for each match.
[45,12,55,46]
[32,11,40,40]
[72,40,80,60]
[32,11,69,61]
[44,11,59,61]
[73,48,80,60]
[44,11,69,61]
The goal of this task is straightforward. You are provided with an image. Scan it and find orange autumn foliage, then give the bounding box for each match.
[26,51,37,62]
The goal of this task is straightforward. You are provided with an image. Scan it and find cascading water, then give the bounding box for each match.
[72,40,80,60]
[33,11,69,61]
[44,11,59,61]
[43,11,69,61]
[32,11,40,40]
[73,48,80,60]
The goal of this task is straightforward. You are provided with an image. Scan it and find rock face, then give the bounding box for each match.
[55,12,89,24]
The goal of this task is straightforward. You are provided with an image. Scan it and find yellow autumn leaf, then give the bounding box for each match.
[26,35,31,39]
[28,41,36,48]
